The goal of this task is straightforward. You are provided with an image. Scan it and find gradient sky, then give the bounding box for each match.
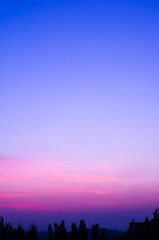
[0,0,159,231]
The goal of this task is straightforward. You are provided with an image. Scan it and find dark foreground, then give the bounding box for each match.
[0,209,159,240]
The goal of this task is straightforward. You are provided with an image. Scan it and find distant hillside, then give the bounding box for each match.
[38,228,125,240]
[107,229,125,239]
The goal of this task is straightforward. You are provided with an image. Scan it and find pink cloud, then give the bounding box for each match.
[0,155,159,212]
[0,194,30,197]
[0,203,44,210]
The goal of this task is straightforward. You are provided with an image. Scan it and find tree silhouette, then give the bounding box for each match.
[0,217,4,240]
[4,222,13,240]
[54,221,67,240]
[59,220,67,240]
[91,224,99,240]
[100,229,106,240]
[71,222,78,240]
[27,224,39,240]
[48,224,53,240]
[78,220,88,240]
[54,222,59,240]
[14,225,25,240]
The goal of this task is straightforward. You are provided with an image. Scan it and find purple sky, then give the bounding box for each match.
[0,0,159,231]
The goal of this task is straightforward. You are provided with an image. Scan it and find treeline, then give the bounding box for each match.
[1,216,159,240]
[48,220,107,240]
[0,218,113,240]
[0,217,38,240]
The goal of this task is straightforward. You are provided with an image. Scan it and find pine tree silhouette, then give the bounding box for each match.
[78,220,88,240]
[48,224,53,240]
[91,224,99,240]
[71,222,78,240]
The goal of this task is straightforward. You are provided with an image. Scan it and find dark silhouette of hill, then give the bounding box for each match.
[38,228,124,240]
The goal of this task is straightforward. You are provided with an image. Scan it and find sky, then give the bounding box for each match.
[0,0,159,231]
